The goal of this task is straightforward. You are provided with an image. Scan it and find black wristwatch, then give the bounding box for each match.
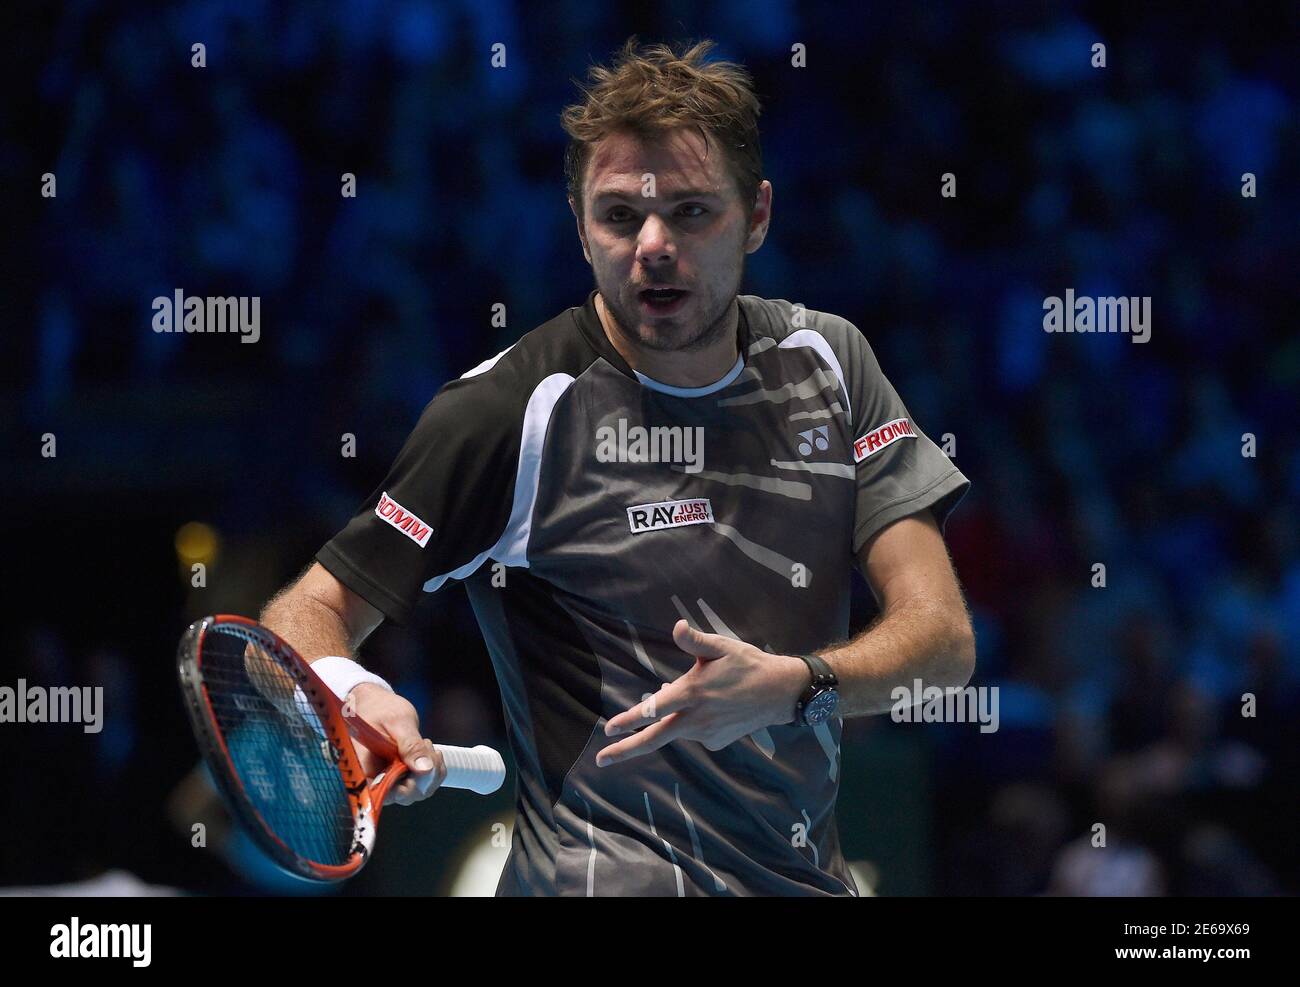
[793,653,839,725]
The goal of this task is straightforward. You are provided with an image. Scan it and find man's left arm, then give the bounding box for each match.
[597,510,974,765]
[820,509,975,717]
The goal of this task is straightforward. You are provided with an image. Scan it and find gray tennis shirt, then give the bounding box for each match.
[317,291,969,896]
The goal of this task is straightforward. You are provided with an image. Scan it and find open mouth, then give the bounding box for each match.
[638,287,689,314]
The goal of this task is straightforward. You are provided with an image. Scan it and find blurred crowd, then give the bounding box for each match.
[5,1,1297,894]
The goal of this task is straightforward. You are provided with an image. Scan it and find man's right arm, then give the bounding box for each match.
[288,349,532,800]
[260,562,445,805]
[260,561,384,661]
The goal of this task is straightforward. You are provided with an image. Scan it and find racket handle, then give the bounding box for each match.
[433,744,506,795]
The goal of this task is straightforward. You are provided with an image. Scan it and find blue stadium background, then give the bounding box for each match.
[3,1,1297,895]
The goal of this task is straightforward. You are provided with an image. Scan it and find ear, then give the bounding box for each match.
[569,196,592,265]
[743,180,773,254]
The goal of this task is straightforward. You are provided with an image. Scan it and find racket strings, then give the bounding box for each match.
[200,625,359,866]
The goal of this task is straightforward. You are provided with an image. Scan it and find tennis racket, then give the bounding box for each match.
[177,613,506,881]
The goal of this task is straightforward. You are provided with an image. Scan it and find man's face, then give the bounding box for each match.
[574,127,768,352]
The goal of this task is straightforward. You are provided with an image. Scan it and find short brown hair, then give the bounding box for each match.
[561,38,763,218]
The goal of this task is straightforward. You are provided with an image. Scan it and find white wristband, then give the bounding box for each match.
[311,656,393,702]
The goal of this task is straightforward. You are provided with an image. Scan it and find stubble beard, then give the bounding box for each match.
[600,260,745,355]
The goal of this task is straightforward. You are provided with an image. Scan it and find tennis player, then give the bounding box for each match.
[262,39,974,896]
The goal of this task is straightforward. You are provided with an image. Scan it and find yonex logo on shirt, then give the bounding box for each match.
[853,418,915,462]
[626,498,714,533]
[375,491,433,546]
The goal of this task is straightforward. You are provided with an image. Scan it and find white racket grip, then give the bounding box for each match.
[432,744,506,795]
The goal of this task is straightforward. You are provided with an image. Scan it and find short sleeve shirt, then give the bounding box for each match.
[317,291,969,896]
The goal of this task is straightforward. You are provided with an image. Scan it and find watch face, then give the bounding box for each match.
[804,690,839,725]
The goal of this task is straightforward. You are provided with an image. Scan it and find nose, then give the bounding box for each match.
[635,213,676,268]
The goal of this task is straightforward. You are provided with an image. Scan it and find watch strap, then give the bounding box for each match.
[793,653,838,725]
[798,652,837,688]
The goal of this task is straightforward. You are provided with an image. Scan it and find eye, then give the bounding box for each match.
[676,204,707,218]
[606,206,636,223]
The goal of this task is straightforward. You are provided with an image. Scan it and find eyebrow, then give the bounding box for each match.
[590,187,722,203]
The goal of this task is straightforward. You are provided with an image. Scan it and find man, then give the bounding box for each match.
[262,39,974,896]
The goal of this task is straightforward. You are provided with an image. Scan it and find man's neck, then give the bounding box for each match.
[595,292,740,389]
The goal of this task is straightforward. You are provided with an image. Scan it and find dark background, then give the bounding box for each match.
[2,1,1297,895]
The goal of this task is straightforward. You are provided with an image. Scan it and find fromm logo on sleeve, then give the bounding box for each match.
[375,491,432,547]
[853,418,916,463]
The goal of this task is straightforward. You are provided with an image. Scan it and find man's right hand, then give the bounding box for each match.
[344,682,446,806]
[260,563,442,805]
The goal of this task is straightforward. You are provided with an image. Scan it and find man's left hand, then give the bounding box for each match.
[597,619,809,767]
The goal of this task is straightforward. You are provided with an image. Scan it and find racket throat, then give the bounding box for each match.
[352,802,380,860]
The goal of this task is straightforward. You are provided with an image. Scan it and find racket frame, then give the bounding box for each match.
[177,614,408,881]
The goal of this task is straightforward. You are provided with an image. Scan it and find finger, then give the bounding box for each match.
[397,735,440,775]
[384,778,409,806]
[411,745,447,796]
[605,678,693,736]
[596,712,686,767]
[382,746,447,806]
[384,776,422,807]
[671,619,731,661]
